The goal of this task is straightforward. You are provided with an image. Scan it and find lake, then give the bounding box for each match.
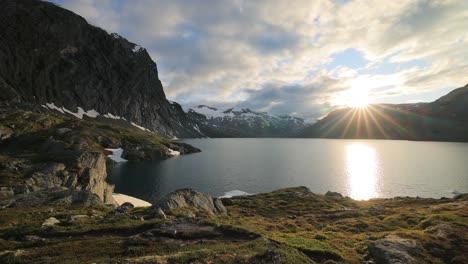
[107,139,468,203]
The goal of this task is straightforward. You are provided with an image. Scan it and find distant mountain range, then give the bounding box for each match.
[297,84,468,142]
[186,105,307,137]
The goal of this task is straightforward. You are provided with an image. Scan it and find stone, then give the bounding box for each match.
[56,128,72,135]
[221,197,234,206]
[42,217,60,227]
[250,250,282,263]
[154,188,227,215]
[154,208,167,219]
[120,202,135,210]
[368,235,422,264]
[325,191,343,198]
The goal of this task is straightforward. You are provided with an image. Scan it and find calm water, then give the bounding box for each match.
[107,139,468,203]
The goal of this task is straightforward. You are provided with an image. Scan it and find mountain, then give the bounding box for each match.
[298,84,468,142]
[0,0,201,138]
[186,105,308,137]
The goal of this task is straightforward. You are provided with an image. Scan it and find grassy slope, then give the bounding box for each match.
[0,187,466,263]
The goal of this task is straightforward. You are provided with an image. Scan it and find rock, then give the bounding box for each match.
[0,125,12,140]
[0,188,105,207]
[154,189,227,215]
[425,224,456,239]
[120,202,135,210]
[249,250,282,263]
[56,128,72,135]
[42,217,60,227]
[368,235,423,264]
[153,208,167,219]
[23,235,45,242]
[221,197,234,206]
[325,191,343,198]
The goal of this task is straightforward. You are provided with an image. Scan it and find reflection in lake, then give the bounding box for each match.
[108,139,468,203]
[345,143,381,200]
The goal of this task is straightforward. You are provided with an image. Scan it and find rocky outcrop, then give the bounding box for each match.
[0,0,202,138]
[0,187,104,208]
[368,235,424,264]
[0,107,200,205]
[153,189,227,215]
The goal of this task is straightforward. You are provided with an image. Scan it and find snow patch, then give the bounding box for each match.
[131,122,151,132]
[103,113,124,120]
[113,193,152,207]
[219,190,252,198]
[105,148,127,162]
[132,44,144,53]
[167,148,180,156]
[45,102,65,114]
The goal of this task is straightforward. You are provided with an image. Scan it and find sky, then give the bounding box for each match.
[47,0,468,121]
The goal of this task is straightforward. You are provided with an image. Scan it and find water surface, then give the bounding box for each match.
[108,139,468,203]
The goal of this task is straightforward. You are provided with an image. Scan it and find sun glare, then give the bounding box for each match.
[348,87,370,108]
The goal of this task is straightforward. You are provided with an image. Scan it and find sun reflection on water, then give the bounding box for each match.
[346,143,381,200]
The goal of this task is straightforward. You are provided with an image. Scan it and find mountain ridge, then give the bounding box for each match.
[186,105,308,137]
[297,84,468,142]
[0,0,201,138]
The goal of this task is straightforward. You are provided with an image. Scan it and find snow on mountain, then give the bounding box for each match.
[186,105,308,137]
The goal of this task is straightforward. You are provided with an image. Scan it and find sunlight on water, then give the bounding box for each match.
[345,143,381,200]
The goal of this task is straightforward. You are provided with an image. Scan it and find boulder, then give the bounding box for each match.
[368,235,422,264]
[42,217,60,227]
[154,189,227,215]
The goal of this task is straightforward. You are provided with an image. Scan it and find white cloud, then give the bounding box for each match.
[55,0,468,119]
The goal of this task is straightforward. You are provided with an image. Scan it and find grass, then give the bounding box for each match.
[0,189,466,263]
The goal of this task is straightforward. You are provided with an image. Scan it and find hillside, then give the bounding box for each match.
[0,187,466,263]
[298,84,468,142]
[0,0,201,138]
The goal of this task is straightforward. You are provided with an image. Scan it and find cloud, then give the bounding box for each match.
[51,0,468,120]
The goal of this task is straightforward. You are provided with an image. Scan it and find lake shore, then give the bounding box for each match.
[1,186,466,263]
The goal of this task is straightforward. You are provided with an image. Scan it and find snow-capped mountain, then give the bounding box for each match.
[186,105,308,137]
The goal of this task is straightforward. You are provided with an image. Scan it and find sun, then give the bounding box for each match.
[348,87,370,108]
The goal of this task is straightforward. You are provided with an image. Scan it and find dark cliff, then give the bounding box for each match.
[0,0,201,137]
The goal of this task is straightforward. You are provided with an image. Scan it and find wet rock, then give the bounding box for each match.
[153,188,227,215]
[368,235,422,264]
[42,217,60,227]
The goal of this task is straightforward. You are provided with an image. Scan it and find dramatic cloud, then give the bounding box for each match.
[49,0,468,121]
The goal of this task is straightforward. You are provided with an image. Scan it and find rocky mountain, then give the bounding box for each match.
[298,84,468,142]
[0,0,202,138]
[186,105,308,137]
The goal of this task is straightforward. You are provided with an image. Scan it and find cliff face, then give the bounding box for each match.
[0,0,201,137]
[298,84,468,142]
